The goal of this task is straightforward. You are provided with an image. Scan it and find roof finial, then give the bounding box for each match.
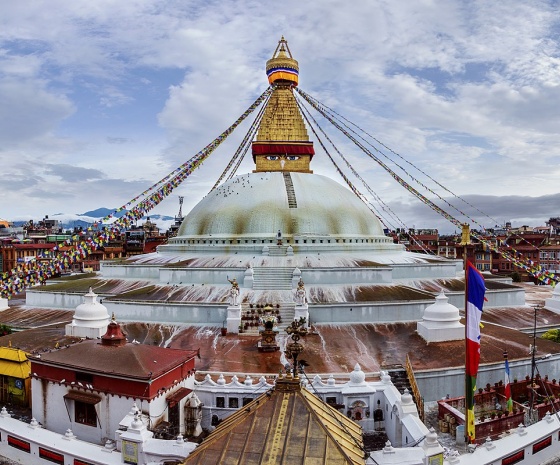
[266,37,299,86]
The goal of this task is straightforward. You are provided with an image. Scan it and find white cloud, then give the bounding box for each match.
[0,0,559,232]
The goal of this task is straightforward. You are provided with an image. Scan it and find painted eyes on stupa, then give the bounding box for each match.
[265,155,300,161]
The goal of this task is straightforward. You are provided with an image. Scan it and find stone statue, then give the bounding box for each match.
[295,278,306,305]
[228,278,240,306]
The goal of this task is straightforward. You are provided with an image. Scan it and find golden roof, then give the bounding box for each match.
[0,347,30,379]
[182,374,365,465]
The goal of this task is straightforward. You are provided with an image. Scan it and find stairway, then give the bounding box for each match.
[240,302,296,334]
[276,303,295,331]
[268,245,288,256]
[283,172,297,208]
[252,267,294,290]
[387,367,417,403]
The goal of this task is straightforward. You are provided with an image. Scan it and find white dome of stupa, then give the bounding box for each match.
[74,288,110,323]
[545,283,560,314]
[175,172,387,240]
[416,290,464,343]
[422,290,460,322]
[65,288,110,338]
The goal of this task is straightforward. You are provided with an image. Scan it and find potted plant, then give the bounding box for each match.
[238,324,244,334]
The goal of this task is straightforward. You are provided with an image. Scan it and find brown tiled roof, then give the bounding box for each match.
[183,374,364,465]
[31,339,198,380]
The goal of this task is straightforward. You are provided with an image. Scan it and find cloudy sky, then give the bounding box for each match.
[1,1,560,234]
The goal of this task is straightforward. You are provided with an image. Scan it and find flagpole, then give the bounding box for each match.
[461,223,470,445]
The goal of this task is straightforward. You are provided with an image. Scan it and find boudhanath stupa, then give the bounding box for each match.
[19,37,560,401]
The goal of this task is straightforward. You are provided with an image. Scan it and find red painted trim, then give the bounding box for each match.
[533,436,552,454]
[39,447,64,464]
[7,435,30,452]
[502,449,525,465]
[252,143,314,155]
[74,459,95,465]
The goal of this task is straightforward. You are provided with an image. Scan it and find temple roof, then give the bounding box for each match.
[29,336,198,381]
[182,373,365,465]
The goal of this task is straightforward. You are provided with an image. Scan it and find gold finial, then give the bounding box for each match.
[266,37,299,85]
[460,223,471,246]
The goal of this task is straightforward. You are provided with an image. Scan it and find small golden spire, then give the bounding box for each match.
[460,223,471,246]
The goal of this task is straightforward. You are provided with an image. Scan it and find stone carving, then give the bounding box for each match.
[295,278,306,306]
[228,278,240,306]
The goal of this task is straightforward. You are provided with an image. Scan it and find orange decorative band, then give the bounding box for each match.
[267,69,299,85]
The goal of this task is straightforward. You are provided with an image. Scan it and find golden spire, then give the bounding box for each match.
[253,37,314,173]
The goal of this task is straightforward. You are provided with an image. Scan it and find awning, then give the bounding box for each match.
[64,391,101,405]
[166,387,192,408]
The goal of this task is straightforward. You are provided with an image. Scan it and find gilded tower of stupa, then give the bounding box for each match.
[252,37,314,173]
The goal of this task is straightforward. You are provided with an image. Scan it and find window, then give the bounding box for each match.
[75,401,97,427]
[216,397,225,408]
[229,397,239,408]
[242,397,252,406]
[326,397,337,405]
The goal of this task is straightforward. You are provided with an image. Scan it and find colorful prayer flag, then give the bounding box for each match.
[465,261,486,443]
[504,352,513,413]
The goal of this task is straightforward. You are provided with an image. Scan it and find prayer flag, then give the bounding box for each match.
[504,352,513,413]
[465,261,486,443]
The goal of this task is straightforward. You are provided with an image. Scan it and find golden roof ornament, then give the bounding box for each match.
[266,36,299,86]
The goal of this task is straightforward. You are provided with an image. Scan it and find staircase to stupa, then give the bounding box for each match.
[252,267,294,290]
[267,245,288,256]
[240,302,296,334]
[283,172,298,208]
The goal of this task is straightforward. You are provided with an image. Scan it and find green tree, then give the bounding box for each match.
[542,328,560,343]
[0,324,12,336]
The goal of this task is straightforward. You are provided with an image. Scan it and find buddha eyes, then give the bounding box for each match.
[265,155,300,161]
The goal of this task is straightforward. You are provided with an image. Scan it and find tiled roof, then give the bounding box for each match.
[183,374,365,465]
[0,347,30,379]
[32,340,198,380]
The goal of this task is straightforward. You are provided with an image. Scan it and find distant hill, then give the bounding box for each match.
[13,209,175,231]
[80,208,127,218]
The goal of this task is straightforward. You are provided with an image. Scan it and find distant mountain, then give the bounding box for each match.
[13,209,175,232]
[80,208,127,218]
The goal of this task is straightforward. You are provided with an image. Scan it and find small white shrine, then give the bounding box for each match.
[544,283,560,314]
[417,290,464,342]
[65,287,111,338]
